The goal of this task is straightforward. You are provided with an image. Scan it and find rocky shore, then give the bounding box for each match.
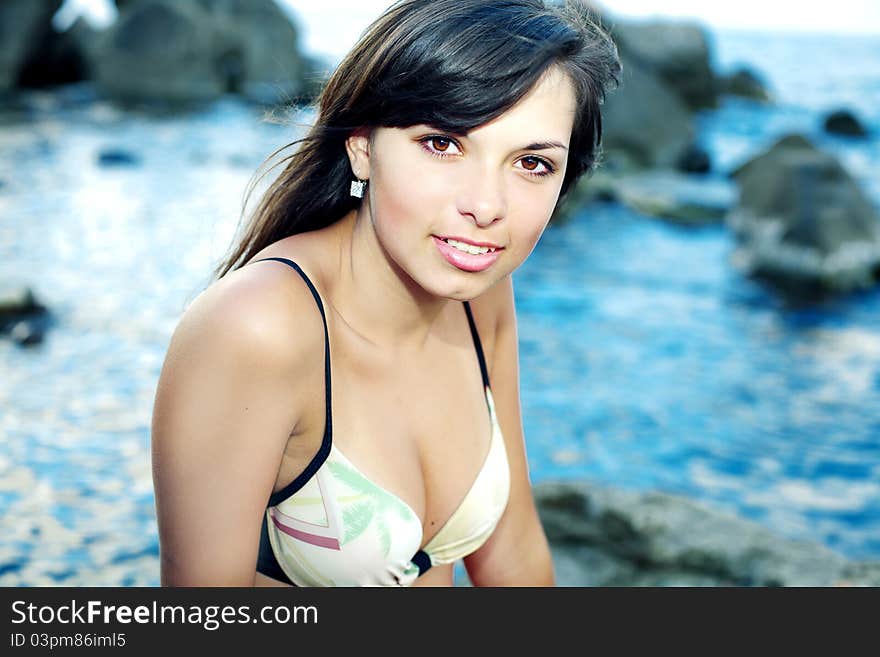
[532,481,880,587]
[1,0,322,106]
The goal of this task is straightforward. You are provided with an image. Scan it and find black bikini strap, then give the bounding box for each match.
[253,257,333,507]
[463,301,491,388]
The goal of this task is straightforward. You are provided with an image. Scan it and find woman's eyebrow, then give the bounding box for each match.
[521,140,568,151]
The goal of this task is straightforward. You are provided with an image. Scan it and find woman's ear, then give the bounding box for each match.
[345,129,371,180]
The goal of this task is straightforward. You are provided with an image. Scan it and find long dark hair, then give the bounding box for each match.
[214,0,620,279]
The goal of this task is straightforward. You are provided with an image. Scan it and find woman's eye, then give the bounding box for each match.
[517,156,554,176]
[420,135,461,156]
[431,137,451,152]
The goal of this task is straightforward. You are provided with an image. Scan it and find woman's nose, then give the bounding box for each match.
[456,167,508,227]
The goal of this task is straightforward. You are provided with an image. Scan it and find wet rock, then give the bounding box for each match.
[0,286,43,319]
[97,148,141,167]
[839,561,880,587]
[199,0,311,103]
[823,109,868,137]
[727,134,880,298]
[0,285,50,345]
[720,67,772,102]
[611,170,736,224]
[611,19,717,110]
[601,56,695,170]
[551,169,617,224]
[0,0,63,92]
[677,143,712,174]
[535,480,870,586]
[93,1,226,105]
[9,320,45,346]
[16,17,93,88]
[93,0,311,106]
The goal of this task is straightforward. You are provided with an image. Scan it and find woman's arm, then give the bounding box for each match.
[463,275,555,586]
[151,267,324,586]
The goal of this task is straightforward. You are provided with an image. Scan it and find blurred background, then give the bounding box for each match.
[1,0,878,586]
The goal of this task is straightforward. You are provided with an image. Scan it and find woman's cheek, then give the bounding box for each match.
[372,159,445,231]
[512,195,554,256]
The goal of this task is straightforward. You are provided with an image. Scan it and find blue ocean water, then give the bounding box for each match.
[517,29,880,559]
[0,28,878,584]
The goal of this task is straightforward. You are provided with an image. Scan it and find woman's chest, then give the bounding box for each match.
[278,330,494,538]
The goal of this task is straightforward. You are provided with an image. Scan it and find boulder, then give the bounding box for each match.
[601,55,695,170]
[727,134,880,297]
[676,143,712,173]
[720,67,772,102]
[534,480,875,587]
[93,1,226,104]
[611,170,736,225]
[0,286,50,346]
[0,0,63,92]
[198,0,310,103]
[823,109,868,137]
[93,0,310,105]
[610,19,717,110]
[16,16,95,88]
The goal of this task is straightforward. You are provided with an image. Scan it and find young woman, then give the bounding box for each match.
[151,0,619,587]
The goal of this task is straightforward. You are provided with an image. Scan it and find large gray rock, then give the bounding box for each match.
[0,0,63,92]
[93,1,227,104]
[611,19,717,110]
[611,170,737,225]
[601,55,695,170]
[0,285,49,346]
[534,480,877,587]
[198,0,310,103]
[720,67,772,102]
[727,134,880,297]
[93,0,309,104]
[823,109,868,137]
[17,16,93,88]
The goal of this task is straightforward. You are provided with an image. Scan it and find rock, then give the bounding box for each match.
[727,134,880,297]
[551,169,617,224]
[839,561,880,587]
[9,319,45,346]
[535,480,868,586]
[720,67,772,102]
[16,17,92,88]
[677,143,712,173]
[0,286,49,344]
[0,0,63,92]
[611,170,736,224]
[97,148,141,167]
[601,56,695,170]
[198,0,310,104]
[823,109,868,137]
[93,0,310,105]
[93,1,226,105]
[611,19,717,110]
[0,286,42,319]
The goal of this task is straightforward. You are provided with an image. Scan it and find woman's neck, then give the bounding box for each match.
[326,208,452,354]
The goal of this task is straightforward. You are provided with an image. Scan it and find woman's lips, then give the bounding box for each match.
[432,236,502,272]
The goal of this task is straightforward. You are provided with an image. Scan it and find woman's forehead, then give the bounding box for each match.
[464,70,577,145]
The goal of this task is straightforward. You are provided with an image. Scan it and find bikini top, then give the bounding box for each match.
[253,257,511,586]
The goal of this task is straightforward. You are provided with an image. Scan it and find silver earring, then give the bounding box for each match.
[350,178,367,198]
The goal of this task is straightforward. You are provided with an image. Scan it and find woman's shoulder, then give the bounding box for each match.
[173,243,329,376]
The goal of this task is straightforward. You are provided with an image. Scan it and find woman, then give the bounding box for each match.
[151,0,619,587]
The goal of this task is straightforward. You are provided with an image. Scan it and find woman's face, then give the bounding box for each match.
[350,66,578,300]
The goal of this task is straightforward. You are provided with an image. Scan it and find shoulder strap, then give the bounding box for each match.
[463,301,491,388]
[252,257,332,507]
